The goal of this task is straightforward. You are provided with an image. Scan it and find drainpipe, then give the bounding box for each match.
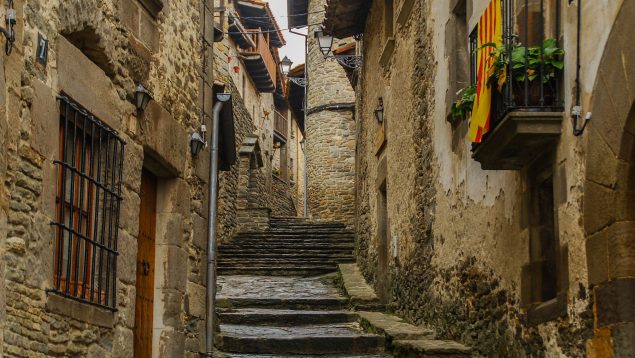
[206,94,231,357]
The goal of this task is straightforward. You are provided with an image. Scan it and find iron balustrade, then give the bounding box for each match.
[473,0,563,135]
[49,96,125,310]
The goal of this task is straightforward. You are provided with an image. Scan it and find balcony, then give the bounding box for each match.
[470,0,564,170]
[240,30,277,93]
[274,110,288,140]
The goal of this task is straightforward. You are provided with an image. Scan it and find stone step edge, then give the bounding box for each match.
[338,263,383,309]
[392,339,472,357]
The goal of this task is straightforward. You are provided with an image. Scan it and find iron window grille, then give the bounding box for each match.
[471,0,563,134]
[49,96,125,310]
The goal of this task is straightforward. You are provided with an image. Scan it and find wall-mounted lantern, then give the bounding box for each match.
[1,0,16,55]
[190,132,206,157]
[314,27,334,58]
[374,97,384,123]
[280,56,293,76]
[135,84,153,113]
[313,26,363,70]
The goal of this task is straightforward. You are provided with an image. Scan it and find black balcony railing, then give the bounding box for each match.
[474,0,563,135]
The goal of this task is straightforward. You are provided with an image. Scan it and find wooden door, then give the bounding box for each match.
[134,170,158,358]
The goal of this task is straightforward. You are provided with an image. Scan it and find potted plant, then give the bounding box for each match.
[482,38,564,107]
[450,83,476,122]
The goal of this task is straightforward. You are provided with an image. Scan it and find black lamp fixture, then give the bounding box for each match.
[0,0,16,55]
[135,84,153,113]
[314,27,334,58]
[313,27,363,70]
[190,131,206,157]
[374,97,384,123]
[280,56,293,76]
[279,56,307,87]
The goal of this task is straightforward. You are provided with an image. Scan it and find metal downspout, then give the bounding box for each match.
[206,99,225,357]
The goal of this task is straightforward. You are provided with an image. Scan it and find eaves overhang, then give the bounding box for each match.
[235,0,286,47]
[287,0,308,28]
[323,0,372,38]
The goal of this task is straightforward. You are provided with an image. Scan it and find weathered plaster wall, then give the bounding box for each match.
[354,0,625,356]
[306,0,356,223]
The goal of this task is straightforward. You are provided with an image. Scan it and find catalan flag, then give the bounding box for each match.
[469,0,503,143]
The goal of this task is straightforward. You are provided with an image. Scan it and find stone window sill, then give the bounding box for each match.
[379,38,395,68]
[396,0,416,27]
[525,292,567,326]
[46,291,115,328]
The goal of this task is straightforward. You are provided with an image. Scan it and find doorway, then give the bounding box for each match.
[134,170,158,358]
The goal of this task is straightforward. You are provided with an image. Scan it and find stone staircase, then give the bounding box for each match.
[218,217,355,276]
[215,217,472,357]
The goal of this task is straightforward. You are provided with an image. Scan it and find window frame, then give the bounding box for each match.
[50,96,125,311]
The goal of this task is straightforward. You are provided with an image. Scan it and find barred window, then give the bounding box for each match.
[50,96,125,310]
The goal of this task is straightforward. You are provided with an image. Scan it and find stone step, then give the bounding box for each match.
[219,309,357,326]
[217,297,348,310]
[233,233,355,240]
[218,248,355,256]
[218,253,355,260]
[218,266,338,277]
[392,339,472,357]
[219,323,385,355]
[221,354,389,358]
[227,239,354,246]
[220,243,355,250]
[218,258,355,265]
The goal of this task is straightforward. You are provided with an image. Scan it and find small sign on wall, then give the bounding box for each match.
[36,33,48,65]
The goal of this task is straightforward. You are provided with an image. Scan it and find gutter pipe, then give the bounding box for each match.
[206,94,230,357]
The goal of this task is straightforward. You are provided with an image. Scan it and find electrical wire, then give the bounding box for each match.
[227,23,318,35]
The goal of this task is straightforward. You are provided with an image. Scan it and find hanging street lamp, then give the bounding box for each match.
[313,27,363,70]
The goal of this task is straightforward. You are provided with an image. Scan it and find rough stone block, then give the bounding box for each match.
[122,138,143,193]
[156,213,184,247]
[56,36,123,132]
[117,230,138,284]
[186,282,206,318]
[160,289,184,328]
[595,278,635,327]
[119,187,141,236]
[141,102,188,176]
[31,80,59,159]
[112,326,134,358]
[192,213,208,250]
[607,221,635,280]
[160,245,188,292]
[40,161,57,219]
[159,329,185,358]
[119,0,140,36]
[157,178,191,216]
[586,128,619,188]
[138,10,159,52]
[584,180,615,235]
[613,322,635,358]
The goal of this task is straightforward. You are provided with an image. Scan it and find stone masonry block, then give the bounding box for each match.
[160,245,188,292]
[159,328,185,358]
[122,138,144,193]
[156,213,184,247]
[192,213,208,250]
[584,180,615,235]
[112,326,134,358]
[119,186,141,236]
[157,178,191,217]
[607,221,635,280]
[160,289,184,328]
[185,282,205,318]
[117,229,138,284]
[586,229,609,286]
[586,128,619,189]
[595,278,635,327]
[56,36,124,132]
[31,80,59,159]
[141,102,188,176]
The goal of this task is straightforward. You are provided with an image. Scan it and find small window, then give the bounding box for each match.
[51,96,125,310]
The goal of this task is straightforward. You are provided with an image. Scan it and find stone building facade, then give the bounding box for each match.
[322,0,634,356]
[0,0,303,357]
[303,0,356,223]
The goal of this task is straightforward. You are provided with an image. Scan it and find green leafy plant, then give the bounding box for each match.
[481,38,564,90]
[450,83,477,121]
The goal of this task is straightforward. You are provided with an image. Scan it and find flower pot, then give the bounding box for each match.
[511,80,556,108]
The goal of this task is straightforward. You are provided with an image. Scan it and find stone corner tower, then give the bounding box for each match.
[305,0,356,223]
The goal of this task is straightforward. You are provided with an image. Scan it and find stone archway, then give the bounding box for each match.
[584,1,635,356]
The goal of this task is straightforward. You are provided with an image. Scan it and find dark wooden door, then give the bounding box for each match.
[134,170,157,358]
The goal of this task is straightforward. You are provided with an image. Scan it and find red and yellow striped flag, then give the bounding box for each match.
[469,0,503,143]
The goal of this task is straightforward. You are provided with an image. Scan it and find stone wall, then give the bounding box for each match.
[0,0,221,356]
[305,0,356,223]
[270,176,297,217]
[350,0,626,356]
